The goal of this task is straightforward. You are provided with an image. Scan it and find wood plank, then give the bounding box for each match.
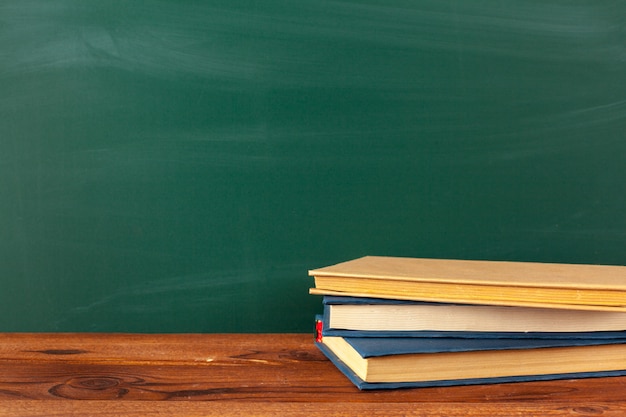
[2,401,626,417]
[1,333,626,416]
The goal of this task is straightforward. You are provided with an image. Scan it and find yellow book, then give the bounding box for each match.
[309,256,626,311]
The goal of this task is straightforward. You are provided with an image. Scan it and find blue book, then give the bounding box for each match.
[314,318,626,389]
[322,296,626,339]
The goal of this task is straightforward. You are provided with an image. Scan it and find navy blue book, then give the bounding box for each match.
[322,296,626,339]
[314,318,626,390]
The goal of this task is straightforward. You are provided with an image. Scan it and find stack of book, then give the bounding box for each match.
[309,256,626,389]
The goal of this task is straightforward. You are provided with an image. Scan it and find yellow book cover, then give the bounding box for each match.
[309,256,626,311]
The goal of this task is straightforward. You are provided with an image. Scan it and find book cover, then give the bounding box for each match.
[321,296,626,338]
[309,256,626,311]
[314,317,626,389]
[315,339,626,390]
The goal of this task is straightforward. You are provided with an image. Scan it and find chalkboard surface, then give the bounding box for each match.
[1,1,625,332]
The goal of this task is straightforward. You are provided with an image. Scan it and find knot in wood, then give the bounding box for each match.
[49,376,131,399]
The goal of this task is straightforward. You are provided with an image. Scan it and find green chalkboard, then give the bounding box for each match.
[1,1,625,332]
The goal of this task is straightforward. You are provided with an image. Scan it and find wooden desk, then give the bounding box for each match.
[1,333,625,416]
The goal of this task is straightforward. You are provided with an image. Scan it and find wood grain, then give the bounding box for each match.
[1,333,626,416]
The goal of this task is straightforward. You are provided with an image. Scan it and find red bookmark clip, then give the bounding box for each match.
[315,319,323,343]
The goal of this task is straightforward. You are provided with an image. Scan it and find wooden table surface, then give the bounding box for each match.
[1,333,626,416]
